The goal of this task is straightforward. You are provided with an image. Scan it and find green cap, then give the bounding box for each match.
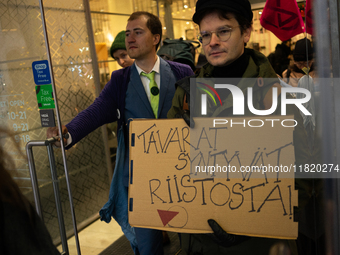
[110,31,126,58]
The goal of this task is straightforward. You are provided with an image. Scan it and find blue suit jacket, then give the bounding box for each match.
[66,58,194,250]
[66,58,193,145]
[125,59,178,122]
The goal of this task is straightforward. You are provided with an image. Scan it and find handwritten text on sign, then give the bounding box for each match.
[129,117,298,239]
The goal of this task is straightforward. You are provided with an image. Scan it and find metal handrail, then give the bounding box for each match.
[26,135,72,255]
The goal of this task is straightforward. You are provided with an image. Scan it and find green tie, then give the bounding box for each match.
[141,71,159,118]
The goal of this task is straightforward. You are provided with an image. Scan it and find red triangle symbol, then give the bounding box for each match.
[157,209,179,226]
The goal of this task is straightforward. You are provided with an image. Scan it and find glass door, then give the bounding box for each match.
[0,0,111,247]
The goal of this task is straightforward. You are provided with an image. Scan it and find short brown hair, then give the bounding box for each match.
[128,11,162,50]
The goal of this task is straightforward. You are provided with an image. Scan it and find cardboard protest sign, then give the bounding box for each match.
[128,117,298,239]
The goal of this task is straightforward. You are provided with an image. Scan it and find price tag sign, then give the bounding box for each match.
[35,84,55,109]
[32,60,51,85]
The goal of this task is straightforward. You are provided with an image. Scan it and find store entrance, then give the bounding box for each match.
[0,1,112,253]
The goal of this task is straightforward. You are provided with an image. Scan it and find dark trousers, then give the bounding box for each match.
[134,227,164,255]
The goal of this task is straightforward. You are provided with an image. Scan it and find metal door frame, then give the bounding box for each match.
[35,0,112,254]
[314,0,340,254]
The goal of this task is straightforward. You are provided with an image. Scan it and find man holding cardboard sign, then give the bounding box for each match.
[167,0,314,254]
[47,11,193,255]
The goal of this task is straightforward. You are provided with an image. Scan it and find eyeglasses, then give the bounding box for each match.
[197,26,240,46]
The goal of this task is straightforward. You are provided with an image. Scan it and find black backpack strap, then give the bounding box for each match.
[112,66,131,131]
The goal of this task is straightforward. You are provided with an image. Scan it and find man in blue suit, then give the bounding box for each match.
[47,11,194,255]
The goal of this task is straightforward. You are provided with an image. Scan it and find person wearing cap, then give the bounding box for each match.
[107,31,134,146]
[268,39,292,76]
[110,30,134,68]
[47,11,194,255]
[168,0,285,121]
[282,38,315,87]
[168,0,311,254]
